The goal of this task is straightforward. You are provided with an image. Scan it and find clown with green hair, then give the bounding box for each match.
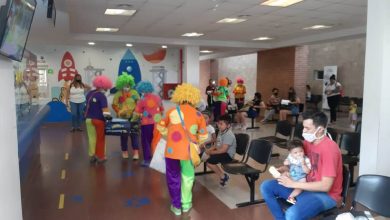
[112,73,140,159]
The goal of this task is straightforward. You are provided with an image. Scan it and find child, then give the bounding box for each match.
[349,99,358,129]
[205,114,236,187]
[279,139,311,204]
[200,111,216,161]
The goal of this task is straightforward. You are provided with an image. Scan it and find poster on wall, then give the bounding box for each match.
[322,66,337,110]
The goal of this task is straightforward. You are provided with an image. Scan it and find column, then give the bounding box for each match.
[183,46,200,86]
[0,57,23,219]
[360,0,390,176]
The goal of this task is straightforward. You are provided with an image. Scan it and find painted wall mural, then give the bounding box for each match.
[142,48,166,64]
[119,49,142,83]
[57,51,79,104]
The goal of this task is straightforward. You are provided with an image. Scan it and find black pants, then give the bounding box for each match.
[327,95,340,122]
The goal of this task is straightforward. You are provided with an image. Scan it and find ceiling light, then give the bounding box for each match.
[217,18,247,24]
[126,43,133,47]
[253,36,273,41]
[261,0,303,7]
[88,42,95,45]
[104,9,137,16]
[182,32,204,37]
[200,50,213,53]
[303,25,332,30]
[162,45,168,49]
[96,27,119,32]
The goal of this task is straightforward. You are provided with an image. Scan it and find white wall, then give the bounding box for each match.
[0,57,23,220]
[27,44,181,98]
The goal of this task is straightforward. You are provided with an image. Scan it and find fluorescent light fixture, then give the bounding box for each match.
[217,18,247,24]
[253,36,273,41]
[162,45,168,49]
[182,32,204,37]
[104,9,137,16]
[126,43,133,47]
[88,42,95,45]
[261,0,303,7]
[200,50,213,53]
[303,25,332,30]
[96,27,119,32]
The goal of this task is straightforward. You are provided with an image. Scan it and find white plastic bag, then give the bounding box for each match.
[150,138,166,174]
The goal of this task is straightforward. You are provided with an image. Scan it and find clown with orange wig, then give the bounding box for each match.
[213,77,230,121]
[85,75,113,163]
[232,77,246,109]
[157,83,208,215]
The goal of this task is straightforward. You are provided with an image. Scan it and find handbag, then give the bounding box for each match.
[149,138,167,174]
[176,106,201,167]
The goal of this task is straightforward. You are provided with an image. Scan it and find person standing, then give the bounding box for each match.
[112,73,140,159]
[325,75,342,124]
[232,77,246,110]
[205,79,216,110]
[157,83,208,215]
[85,75,112,163]
[260,112,342,219]
[67,74,90,132]
[134,81,164,166]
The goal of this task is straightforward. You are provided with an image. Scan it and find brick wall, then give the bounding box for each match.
[257,47,296,105]
[295,46,309,102]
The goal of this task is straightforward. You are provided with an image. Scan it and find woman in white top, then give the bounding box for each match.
[67,74,90,132]
[325,74,342,123]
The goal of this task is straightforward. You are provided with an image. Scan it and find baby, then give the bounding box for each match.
[270,139,311,204]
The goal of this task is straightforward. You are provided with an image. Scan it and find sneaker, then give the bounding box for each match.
[70,128,76,132]
[170,205,182,216]
[286,196,296,204]
[122,151,129,159]
[241,125,247,131]
[132,151,139,160]
[140,160,150,167]
[89,156,97,163]
[96,157,107,164]
[182,204,192,213]
[76,128,83,131]
[219,173,230,187]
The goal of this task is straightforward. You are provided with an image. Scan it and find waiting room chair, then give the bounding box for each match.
[351,175,390,217]
[327,127,339,143]
[291,103,305,125]
[246,114,260,130]
[222,139,273,207]
[277,165,351,218]
[293,122,304,140]
[260,120,293,157]
[196,133,250,176]
[339,132,360,186]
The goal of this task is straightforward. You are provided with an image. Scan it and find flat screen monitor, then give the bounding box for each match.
[0,0,37,62]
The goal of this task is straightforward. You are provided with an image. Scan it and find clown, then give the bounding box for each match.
[157,83,208,215]
[85,75,113,163]
[213,77,230,121]
[134,81,164,166]
[112,73,140,159]
[232,77,246,110]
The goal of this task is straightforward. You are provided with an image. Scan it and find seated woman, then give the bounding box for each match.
[235,92,266,130]
[279,87,301,121]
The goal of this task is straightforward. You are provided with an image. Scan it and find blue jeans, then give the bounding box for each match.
[260,179,336,220]
[70,101,85,128]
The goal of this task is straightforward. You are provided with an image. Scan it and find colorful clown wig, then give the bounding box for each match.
[236,77,244,84]
[171,83,201,106]
[219,77,228,87]
[115,72,135,90]
[136,80,154,94]
[93,75,112,90]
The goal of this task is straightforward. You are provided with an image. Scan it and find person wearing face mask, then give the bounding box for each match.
[261,88,281,123]
[112,73,140,160]
[84,75,113,163]
[67,74,91,132]
[325,74,342,124]
[260,111,343,220]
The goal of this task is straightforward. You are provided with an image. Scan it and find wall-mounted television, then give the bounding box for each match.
[0,0,37,62]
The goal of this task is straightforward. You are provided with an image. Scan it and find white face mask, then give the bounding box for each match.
[123,87,130,92]
[302,127,323,142]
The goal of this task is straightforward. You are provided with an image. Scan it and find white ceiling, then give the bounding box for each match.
[28,0,367,57]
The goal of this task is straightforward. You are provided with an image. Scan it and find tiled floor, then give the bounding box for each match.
[20,113,368,220]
